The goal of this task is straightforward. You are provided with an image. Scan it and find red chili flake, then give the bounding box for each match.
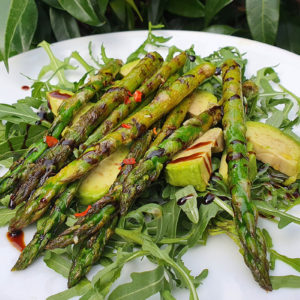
[118,165,122,170]
[134,90,143,102]
[45,136,59,147]
[123,158,136,165]
[121,123,131,129]
[153,127,158,135]
[75,205,92,217]
[127,91,133,96]
[124,96,131,104]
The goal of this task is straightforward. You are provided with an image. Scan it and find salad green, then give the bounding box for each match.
[0,26,300,299]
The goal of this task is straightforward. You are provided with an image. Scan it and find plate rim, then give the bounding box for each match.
[5,29,300,65]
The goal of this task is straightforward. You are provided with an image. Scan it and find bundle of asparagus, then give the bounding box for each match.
[0,46,274,295]
[9,52,164,207]
[8,60,216,232]
[0,59,122,199]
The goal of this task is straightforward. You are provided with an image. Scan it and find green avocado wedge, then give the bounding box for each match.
[165,128,224,191]
[246,121,300,178]
[78,146,129,204]
[46,89,74,116]
[187,90,218,118]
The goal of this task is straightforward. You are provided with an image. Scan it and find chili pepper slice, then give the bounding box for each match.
[121,123,132,129]
[133,90,142,102]
[123,158,136,165]
[124,96,131,104]
[75,205,92,217]
[45,136,58,147]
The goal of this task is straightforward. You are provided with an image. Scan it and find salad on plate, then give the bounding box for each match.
[1,26,300,299]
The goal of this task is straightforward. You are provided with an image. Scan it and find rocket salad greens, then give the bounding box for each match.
[0,26,300,299]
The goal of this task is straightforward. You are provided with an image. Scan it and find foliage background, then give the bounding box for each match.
[0,0,299,70]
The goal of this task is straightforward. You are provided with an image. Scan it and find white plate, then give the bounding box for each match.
[0,30,300,300]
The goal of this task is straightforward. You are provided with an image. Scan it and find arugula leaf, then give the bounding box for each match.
[38,41,76,89]
[161,186,181,239]
[84,250,147,299]
[0,103,40,124]
[187,202,221,247]
[43,250,72,278]
[254,200,300,228]
[108,266,165,300]
[0,206,17,226]
[126,23,171,63]
[271,275,300,290]
[175,185,199,224]
[204,46,247,70]
[270,249,300,272]
[0,157,13,169]
[115,229,200,300]
[263,228,300,275]
[0,124,46,161]
[47,279,91,300]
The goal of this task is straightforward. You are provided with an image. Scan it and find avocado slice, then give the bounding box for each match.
[78,146,129,204]
[246,121,300,177]
[219,150,228,182]
[188,90,218,117]
[120,60,140,77]
[46,89,74,116]
[165,128,224,191]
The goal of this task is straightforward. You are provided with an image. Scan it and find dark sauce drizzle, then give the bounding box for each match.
[21,85,30,91]
[177,194,194,205]
[7,230,25,252]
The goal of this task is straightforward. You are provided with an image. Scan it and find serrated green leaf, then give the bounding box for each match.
[270,249,300,272]
[49,7,80,41]
[187,202,221,247]
[175,185,199,224]
[38,41,75,89]
[44,250,72,278]
[204,0,233,26]
[47,279,91,300]
[87,250,147,299]
[246,0,280,44]
[108,266,165,300]
[271,275,300,290]
[0,103,40,124]
[254,200,300,228]
[0,206,17,226]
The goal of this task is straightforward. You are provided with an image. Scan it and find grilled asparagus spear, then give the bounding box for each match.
[221,59,272,291]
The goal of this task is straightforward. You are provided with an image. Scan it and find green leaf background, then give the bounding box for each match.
[1,0,299,70]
